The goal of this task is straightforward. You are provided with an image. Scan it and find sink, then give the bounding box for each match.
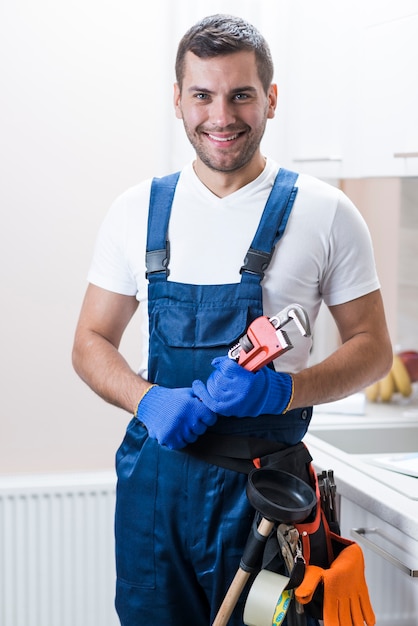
[306,421,418,499]
[308,423,418,455]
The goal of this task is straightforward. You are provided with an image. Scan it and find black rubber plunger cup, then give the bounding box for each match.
[247,468,316,523]
[212,468,316,626]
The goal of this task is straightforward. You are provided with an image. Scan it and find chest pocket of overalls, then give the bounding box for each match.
[145,169,299,390]
[148,280,263,388]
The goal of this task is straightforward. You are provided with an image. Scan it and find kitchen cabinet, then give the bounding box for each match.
[279,0,353,179]
[303,401,418,623]
[349,13,418,178]
[340,497,418,626]
[275,0,418,179]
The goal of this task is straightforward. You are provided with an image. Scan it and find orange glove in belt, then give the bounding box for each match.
[295,542,376,626]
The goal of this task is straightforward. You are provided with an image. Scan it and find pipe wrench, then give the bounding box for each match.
[228,303,311,372]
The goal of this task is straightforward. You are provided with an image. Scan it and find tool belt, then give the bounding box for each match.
[184,434,345,622]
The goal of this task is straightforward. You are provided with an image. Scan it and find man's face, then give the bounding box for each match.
[174,50,277,174]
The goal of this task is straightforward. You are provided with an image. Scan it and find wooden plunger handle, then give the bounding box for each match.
[212,517,275,626]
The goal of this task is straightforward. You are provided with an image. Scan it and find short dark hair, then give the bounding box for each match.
[175,14,274,93]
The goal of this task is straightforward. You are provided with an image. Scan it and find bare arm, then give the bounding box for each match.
[72,284,150,414]
[291,289,393,408]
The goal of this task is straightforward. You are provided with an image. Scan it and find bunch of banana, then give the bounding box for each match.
[365,351,418,403]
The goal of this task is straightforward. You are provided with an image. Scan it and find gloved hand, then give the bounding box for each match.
[135,386,217,450]
[295,542,376,626]
[192,356,293,418]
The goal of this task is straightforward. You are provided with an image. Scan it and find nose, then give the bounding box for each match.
[209,96,236,128]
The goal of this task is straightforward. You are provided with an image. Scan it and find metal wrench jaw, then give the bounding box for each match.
[269,304,311,338]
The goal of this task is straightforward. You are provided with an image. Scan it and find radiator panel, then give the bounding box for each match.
[0,472,118,626]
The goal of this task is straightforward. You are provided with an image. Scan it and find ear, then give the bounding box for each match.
[267,83,278,119]
[173,83,183,119]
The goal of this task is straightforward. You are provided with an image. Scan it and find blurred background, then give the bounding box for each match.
[1,0,417,473]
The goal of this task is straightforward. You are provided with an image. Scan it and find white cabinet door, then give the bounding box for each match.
[276,0,418,179]
[340,496,418,625]
[281,0,353,179]
[349,13,418,177]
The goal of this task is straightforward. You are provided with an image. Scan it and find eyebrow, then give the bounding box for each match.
[187,85,258,95]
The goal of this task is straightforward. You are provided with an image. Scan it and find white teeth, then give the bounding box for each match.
[208,134,239,142]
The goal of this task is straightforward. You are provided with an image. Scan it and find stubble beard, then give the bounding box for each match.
[182,119,268,174]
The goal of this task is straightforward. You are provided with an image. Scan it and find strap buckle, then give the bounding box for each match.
[145,244,170,278]
[240,248,273,278]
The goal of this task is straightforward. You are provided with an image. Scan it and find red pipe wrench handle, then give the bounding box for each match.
[237,316,291,372]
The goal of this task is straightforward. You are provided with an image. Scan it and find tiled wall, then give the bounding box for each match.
[398,179,418,351]
[341,177,401,346]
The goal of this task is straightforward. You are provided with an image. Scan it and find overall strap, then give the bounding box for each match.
[145,172,181,280]
[240,168,298,283]
[145,168,298,282]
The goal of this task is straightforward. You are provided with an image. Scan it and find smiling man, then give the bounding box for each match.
[174,49,275,186]
[72,14,391,626]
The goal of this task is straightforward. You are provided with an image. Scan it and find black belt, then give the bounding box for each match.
[183,434,312,475]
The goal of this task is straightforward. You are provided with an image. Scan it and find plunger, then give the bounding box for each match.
[212,468,316,626]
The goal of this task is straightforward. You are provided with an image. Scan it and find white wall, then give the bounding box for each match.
[0,0,286,473]
[2,1,406,475]
[1,0,163,473]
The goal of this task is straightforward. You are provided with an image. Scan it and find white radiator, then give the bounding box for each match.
[0,471,119,626]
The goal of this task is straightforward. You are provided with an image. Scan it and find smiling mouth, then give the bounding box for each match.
[206,132,244,143]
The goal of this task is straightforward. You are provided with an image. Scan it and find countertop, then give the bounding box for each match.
[303,394,418,541]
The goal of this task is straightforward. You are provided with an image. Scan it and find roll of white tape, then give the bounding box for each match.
[243,569,292,626]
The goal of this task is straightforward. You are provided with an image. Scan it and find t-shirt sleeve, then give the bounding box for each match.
[320,190,381,306]
[87,184,149,297]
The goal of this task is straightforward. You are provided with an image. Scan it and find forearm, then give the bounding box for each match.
[72,329,150,414]
[291,332,392,409]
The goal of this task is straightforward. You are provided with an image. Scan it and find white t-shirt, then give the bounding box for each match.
[88,159,380,376]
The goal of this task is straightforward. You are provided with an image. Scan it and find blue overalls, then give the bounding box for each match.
[115,169,314,625]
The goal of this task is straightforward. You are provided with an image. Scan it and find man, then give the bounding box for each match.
[72,14,392,626]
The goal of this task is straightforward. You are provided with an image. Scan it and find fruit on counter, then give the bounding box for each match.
[398,350,418,382]
[364,380,379,402]
[365,351,417,403]
[391,354,412,397]
[378,369,397,402]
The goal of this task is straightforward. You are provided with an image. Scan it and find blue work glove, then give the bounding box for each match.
[192,356,293,418]
[135,385,217,450]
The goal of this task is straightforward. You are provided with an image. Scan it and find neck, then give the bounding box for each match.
[193,155,267,198]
